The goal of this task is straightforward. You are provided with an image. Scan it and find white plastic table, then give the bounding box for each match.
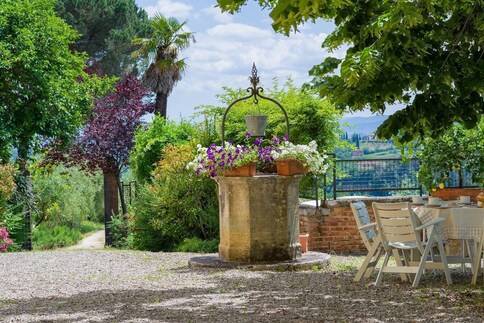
[414,204,484,284]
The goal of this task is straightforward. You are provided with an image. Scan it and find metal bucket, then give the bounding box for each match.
[245,115,268,137]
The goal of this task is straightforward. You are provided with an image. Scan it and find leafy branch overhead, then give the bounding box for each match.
[217,0,484,141]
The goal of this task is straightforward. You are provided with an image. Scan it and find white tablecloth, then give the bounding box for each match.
[414,205,484,241]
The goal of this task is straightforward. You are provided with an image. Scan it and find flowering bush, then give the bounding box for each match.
[187,142,258,177]
[0,227,13,252]
[188,136,330,177]
[271,140,330,175]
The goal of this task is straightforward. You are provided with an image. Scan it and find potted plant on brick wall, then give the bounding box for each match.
[271,140,330,176]
[417,123,483,201]
[187,142,258,177]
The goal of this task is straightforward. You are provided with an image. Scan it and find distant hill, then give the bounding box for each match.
[340,115,390,136]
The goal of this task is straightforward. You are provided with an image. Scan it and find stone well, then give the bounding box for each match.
[215,174,302,263]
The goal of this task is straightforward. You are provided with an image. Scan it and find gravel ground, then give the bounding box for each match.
[0,250,483,322]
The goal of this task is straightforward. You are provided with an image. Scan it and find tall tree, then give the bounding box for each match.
[217,1,484,142]
[132,15,195,117]
[0,0,110,249]
[46,76,154,245]
[56,0,150,76]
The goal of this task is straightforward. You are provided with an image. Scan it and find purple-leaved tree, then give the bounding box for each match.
[48,76,153,245]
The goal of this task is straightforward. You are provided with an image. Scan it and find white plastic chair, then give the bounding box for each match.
[373,202,452,287]
[351,202,383,282]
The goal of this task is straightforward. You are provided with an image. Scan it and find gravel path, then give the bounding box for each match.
[0,250,483,322]
[67,230,105,250]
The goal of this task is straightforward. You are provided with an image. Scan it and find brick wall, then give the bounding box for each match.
[299,196,412,254]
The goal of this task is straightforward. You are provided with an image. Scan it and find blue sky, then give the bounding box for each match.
[135,0,391,120]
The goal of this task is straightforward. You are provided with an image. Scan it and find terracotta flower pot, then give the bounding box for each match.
[245,115,267,137]
[299,233,309,254]
[223,163,256,177]
[276,159,308,176]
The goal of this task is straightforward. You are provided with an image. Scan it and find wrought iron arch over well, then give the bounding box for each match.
[221,64,290,145]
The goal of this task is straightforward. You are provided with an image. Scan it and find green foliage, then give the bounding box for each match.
[0,207,25,251]
[218,1,484,141]
[0,164,16,213]
[79,220,103,234]
[108,213,130,249]
[417,122,484,190]
[31,165,104,228]
[198,80,345,151]
[0,164,24,250]
[32,220,102,250]
[0,0,114,154]
[56,0,150,76]
[130,116,196,182]
[130,143,218,251]
[175,237,219,253]
[32,224,82,249]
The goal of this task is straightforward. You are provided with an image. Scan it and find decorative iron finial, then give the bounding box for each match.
[249,63,259,90]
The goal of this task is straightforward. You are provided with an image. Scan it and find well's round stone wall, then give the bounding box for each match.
[216,175,302,263]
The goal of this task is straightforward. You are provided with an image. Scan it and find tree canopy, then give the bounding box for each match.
[56,0,150,76]
[0,0,111,159]
[56,76,154,176]
[217,0,484,141]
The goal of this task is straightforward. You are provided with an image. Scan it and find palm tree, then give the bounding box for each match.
[132,15,195,117]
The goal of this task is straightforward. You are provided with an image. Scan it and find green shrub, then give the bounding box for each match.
[80,220,103,234]
[130,116,196,183]
[32,224,82,249]
[31,164,103,228]
[0,206,25,251]
[175,237,219,253]
[0,164,16,215]
[0,164,24,250]
[108,213,129,249]
[130,143,219,251]
[32,220,102,250]
[417,122,484,190]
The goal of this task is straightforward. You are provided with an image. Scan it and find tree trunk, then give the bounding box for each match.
[17,142,33,250]
[103,171,119,246]
[154,92,167,117]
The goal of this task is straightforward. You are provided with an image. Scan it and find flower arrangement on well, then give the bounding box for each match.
[187,142,258,177]
[188,136,329,178]
[0,227,13,252]
[271,140,329,175]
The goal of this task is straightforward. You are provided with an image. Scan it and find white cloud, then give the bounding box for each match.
[180,22,329,95]
[169,24,335,119]
[144,0,192,19]
[201,6,234,24]
[206,23,272,39]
